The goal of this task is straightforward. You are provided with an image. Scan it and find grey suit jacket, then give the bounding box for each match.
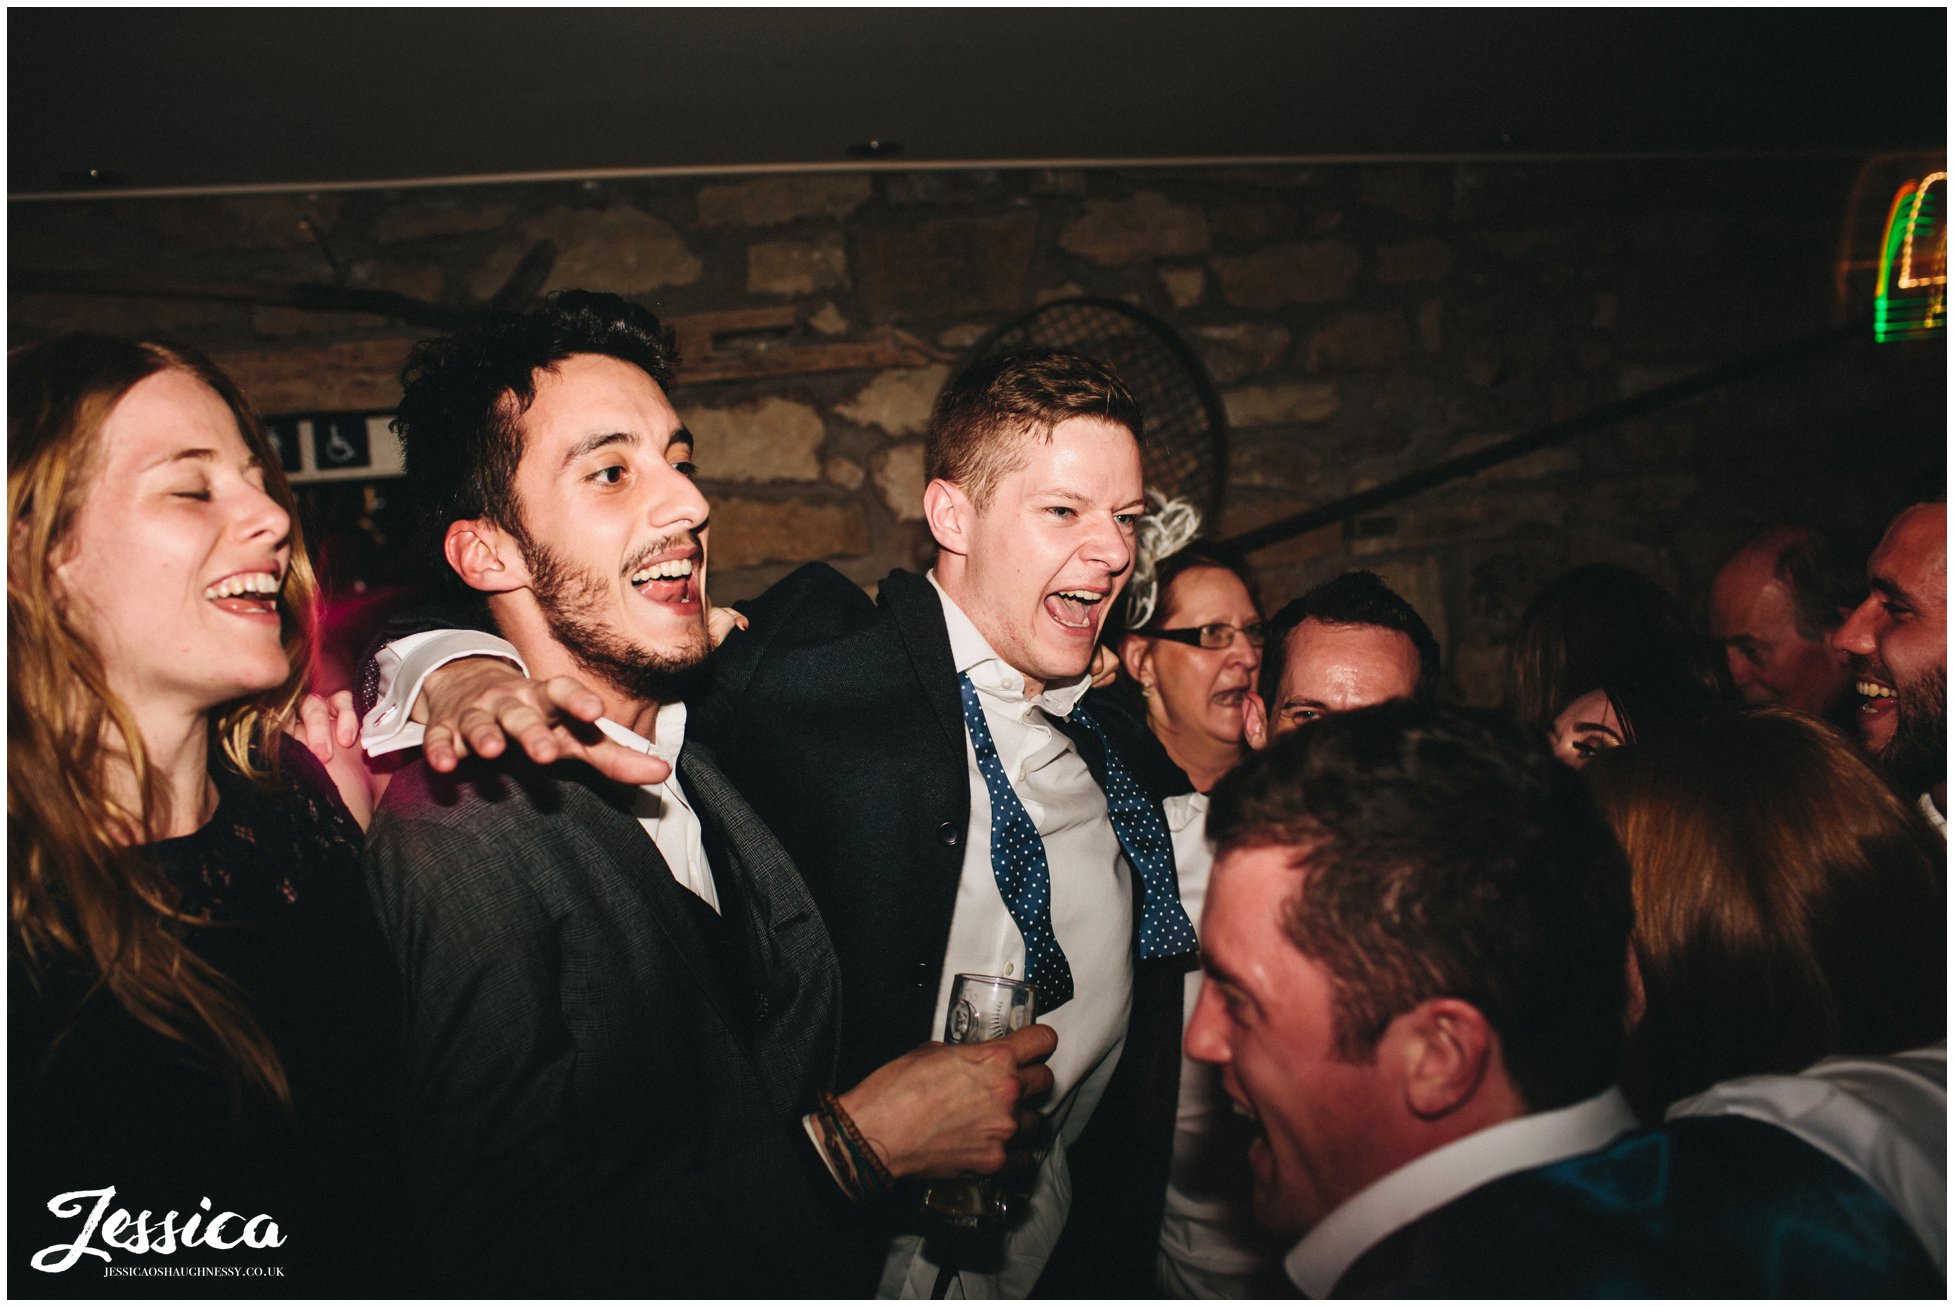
[364,740,849,1297]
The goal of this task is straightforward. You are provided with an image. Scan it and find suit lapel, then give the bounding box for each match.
[880,569,967,758]
[679,744,842,1102]
[561,772,756,1053]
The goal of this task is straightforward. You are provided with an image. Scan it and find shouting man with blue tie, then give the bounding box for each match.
[365,345,1196,1296]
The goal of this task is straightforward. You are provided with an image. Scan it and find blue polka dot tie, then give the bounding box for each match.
[960,672,1075,1009]
[1068,701,1198,965]
[959,675,1200,1014]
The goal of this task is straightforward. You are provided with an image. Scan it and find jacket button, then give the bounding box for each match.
[936,822,960,847]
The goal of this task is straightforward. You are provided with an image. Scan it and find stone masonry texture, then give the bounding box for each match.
[10,159,1943,705]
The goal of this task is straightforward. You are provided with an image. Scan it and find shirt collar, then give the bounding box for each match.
[927,569,1091,715]
[590,699,689,777]
[1285,1087,1638,1298]
[1918,791,1946,839]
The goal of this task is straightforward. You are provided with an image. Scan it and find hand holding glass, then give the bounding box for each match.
[921,973,1037,1229]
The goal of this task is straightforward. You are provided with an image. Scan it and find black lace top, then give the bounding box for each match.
[10,740,402,1296]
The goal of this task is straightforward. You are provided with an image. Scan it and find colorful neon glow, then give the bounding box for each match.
[1874,171,1946,343]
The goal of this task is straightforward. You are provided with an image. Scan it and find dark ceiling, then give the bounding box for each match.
[9,8,1947,197]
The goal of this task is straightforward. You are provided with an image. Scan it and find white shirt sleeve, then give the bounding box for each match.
[359,628,527,756]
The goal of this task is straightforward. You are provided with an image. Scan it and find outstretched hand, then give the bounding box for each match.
[837,1023,1059,1180]
[403,603,749,786]
[416,658,671,786]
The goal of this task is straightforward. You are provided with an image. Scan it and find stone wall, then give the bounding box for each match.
[11,159,1944,704]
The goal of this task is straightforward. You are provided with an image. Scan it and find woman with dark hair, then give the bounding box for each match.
[1547,663,1725,770]
[1116,528,1265,795]
[1508,562,1727,739]
[1585,705,1944,1117]
[9,336,400,1292]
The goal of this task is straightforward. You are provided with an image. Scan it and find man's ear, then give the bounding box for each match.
[443,519,528,595]
[1243,690,1270,750]
[923,478,974,557]
[1394,998,1495,1121]
[1119,633,1154,690]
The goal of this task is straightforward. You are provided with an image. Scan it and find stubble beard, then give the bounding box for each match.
[522,534,711,705]
[1884,663,1947,796]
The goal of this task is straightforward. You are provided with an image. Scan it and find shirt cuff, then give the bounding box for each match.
[359,629,527,756]
[802,1113,852,1196]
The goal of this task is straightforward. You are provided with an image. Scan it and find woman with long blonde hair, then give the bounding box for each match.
[9,335,398,1290]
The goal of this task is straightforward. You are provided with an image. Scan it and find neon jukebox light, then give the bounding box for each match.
[1874,171,1946,343]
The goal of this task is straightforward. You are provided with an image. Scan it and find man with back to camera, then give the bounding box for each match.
[1185,699,1940,1296]
[1242,568,1440,747]
[1832,500,1946,834]
[1709,525,1859,729]
[359,343,1196,1296]
[358,293,1056,1297]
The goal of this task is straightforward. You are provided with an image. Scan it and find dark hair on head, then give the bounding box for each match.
[1729,526,1860,641]
[1772,529,1862,641]
[926,348,1142,509]
[1207,700,1634,1112]
[1583,660,1725,751]
[391,290,679,551]
[1506,563,1726,733]
[1260,570,1441,704]
[1585,704,1945,1118]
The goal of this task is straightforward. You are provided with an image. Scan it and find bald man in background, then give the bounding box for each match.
[1709,526,1858,731]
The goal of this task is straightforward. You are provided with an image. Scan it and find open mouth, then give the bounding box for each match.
[1231,1095,1273,1172]
[628,553,701,609]
[1856,677,1897,712]
[1044,588,1107,634]
[203,570,282,618]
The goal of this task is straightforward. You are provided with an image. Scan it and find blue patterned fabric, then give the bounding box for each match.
[955,674,1200,1014]
[1067,701,1198,964]
[959,672,1076,1008]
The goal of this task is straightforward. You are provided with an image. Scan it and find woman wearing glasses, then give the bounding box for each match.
[1116,541,1265,795]
[1115,532,1286,1296]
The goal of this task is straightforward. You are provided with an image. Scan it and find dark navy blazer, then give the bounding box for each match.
[1334,1115,1941,1298]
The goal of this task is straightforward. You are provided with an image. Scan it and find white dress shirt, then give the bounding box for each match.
[363,603,1141,1297]
[1668,1042,1946,1273]
[360,629,719,912]
[875,575,1136,1299]
[1155,792,1278,1297]
[1285,1087,1638,1297]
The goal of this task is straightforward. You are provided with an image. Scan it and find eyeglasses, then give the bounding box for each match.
[1147,621,1266,650]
